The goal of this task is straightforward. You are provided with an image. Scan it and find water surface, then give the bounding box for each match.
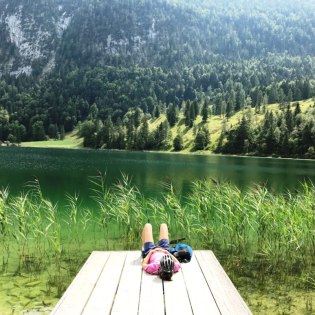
[1,147,315,202]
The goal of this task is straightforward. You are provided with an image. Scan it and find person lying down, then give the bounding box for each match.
[141,223,181,281]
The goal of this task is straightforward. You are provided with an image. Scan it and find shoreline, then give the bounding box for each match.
[7,143,315,162]
[0,142,315,162]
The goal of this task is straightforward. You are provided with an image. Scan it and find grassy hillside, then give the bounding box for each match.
[149,98,314,153]
[21,98,313,152]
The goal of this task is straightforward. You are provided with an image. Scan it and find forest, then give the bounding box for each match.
[0,0,315,158]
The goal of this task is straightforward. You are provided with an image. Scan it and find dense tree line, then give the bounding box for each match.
[0,60,314,144]
[217,102,315,159]
[79,108,172,151]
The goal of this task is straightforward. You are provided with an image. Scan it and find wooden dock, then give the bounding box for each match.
[51,250,252,315]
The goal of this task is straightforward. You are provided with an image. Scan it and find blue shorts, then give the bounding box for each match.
[141,239,170,258]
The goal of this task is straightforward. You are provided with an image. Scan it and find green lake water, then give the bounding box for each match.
[0,147,314,314]
[1,147,315,202]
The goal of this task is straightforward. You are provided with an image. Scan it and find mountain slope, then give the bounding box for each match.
[1,0,315,74]
[0,0,77,75]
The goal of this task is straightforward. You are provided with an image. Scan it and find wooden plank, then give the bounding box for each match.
[52,250,251,315]
[111,251,142,315]
[82,251,126,315]
[163,269,193,315]
[51,251,110,315]
[138,269,164,315]
[181,254,220,315]
[195,251,252,315]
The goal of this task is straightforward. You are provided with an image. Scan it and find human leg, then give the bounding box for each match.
[142,223,155,257]
[142,223,154,245]
[158,223,169,241]
[157,223,170,249]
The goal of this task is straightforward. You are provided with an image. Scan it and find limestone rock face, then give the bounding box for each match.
[0,0,159,76]
[0,1,73,76]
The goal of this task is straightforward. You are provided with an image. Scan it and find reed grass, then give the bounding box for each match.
[0,188,11,271]
[0,175,314,313]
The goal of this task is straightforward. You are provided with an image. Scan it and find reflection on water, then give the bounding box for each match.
[1,147,315,202]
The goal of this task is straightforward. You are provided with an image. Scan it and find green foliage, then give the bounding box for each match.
[201,100,208,122]
[219,104,315,158]
[152,120,170,150]
[136,117,149,150]
[166,103,178,127]
[31,121,46,141]
[194,126,210,150]
[173,133,184,151]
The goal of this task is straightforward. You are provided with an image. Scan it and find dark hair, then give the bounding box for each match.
[158,269,173,281]
[159,254,174,281]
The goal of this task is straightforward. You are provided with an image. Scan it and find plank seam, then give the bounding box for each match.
[180,267,196,315]
[137,260,144,315]
[162,280,166,315]
[109,252,128,314]
[195,251,222,315]
[80,252,111,314]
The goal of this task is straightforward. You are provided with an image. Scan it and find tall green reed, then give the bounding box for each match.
[1,175,314,298]
[111,174,146,248]
[90,173,114,247]
[162,183,190,238]
[0,188,11,271]
[183,179,314,287]
[10,192,41,274]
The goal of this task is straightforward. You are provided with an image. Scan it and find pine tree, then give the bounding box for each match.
[215,132,225,153]
[89,103,99,121]
[166,103,178,127]
[98,116,113,148]
[48,124,58,139]
[201,100,208,122]
[300,120,315,154]
[59,125,65,140]
[268,84,279,103]
[226,101,233,118]
[32,121,46,141]
[188,102,195,127]
[184,101,191,126]
[153,121,170,149]
[235,89,246,111]
[285,104,293,132]
[234,116,251,153]
[214,95,223,115]
[279,116,289,155]
[111,120,126,149]
[173,133,184,151]
[153,105,160,118]
[192,100,199,117]
[126,119,135,150]
[194,127,210,150]
[136,117,149,150]
[302,79,311,99]
[294,102,301,116]
[264,112,278,154]
[134,107,142,128]
[81,121,96,147]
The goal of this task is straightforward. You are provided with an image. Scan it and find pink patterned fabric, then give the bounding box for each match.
[145,251,181,274]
